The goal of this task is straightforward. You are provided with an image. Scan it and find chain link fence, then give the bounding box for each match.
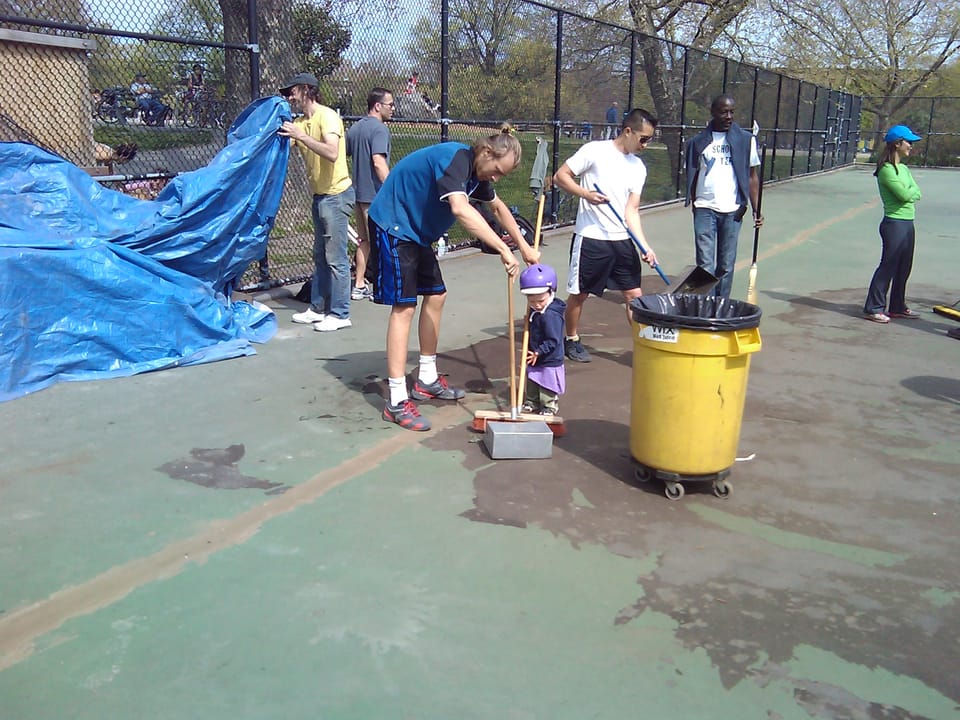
[862,96,960,168]
[3,0,866,291]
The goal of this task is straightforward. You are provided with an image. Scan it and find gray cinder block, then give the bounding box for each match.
[483,420,553,459]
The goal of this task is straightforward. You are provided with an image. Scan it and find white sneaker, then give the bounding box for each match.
[291,308,326,324]
[314,316,352,332]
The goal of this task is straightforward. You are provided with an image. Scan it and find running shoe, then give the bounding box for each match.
[383,399,431,431]
[410,376,465,400]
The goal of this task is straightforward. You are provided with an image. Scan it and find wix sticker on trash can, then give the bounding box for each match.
[638,325,679,343]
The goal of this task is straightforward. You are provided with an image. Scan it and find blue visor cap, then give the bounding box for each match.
[884,125,921,143]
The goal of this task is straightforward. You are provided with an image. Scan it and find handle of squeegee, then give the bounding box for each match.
[592,183,670,285]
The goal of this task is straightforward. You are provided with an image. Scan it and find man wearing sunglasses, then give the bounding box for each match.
[553,108,661,363]
[684,94,763,299]
[346,87,395,301]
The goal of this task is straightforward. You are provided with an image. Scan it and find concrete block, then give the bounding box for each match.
[483,420,553,459]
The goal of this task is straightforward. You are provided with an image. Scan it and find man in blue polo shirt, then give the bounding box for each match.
[367,128,540,431]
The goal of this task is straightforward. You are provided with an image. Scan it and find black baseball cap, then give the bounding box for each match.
[279,72,318,94]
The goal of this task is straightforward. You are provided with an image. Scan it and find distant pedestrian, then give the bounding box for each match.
[405,71,419,95]
[519,264,566,417]
[186,64,205,100]
[367,124,540,431]
[278,72,356,333]
[346,87,394,301]
[604,101,619,140]
[863,125,923,324]
[130,73,170,126]
[684,94,763,298]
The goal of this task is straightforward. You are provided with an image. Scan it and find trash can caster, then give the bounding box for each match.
[629,294,762,498]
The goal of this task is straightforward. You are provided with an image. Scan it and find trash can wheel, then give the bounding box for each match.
[631,462,731,500]
[665,481,685,500]
[712,479,732,498]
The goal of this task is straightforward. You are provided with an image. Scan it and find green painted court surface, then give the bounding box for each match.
[1,166,958,719]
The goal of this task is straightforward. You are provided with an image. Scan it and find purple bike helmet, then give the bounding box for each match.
[519,264,558,295]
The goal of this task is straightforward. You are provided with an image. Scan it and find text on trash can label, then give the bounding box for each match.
[638,325,679,343]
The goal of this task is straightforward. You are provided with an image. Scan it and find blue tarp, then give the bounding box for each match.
[0,96,292,402]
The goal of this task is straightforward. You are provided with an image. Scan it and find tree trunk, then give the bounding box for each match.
[636,35,682,186]
[219,0,297,122]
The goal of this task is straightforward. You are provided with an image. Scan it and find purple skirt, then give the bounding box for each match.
[527,365,565,395]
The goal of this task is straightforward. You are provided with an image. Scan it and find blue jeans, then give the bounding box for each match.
[864,217,914,314]
[310,187,355,319]
[694,207,744,298]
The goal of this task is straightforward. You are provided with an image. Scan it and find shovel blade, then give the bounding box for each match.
[665,265,719,295]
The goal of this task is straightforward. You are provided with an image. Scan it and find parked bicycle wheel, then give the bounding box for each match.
[96,100,121,124]
[478,207,535,253]
[181,99,200,128]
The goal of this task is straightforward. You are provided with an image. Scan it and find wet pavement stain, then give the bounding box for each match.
[156,444,288,494]
[434,315,960,715]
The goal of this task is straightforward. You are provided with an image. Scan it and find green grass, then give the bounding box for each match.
[94,126,215,150]
[381,128,678,243]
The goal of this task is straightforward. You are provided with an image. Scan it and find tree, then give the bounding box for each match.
[619,0,753,181]
[764,0,960,132]
[292,0,352,80]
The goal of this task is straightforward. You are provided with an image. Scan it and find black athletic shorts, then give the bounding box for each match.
[367,220,446,305]
[566,234,641,297]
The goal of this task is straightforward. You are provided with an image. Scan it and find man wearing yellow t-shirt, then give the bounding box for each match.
[279,72,356,332]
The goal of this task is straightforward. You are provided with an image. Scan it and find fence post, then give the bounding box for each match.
[790,82,801,176]
[627,31,636,110]
[807,86,818,174]
[550,9,563,222]
[675,46,689,198]
[248,0,267,284]
[440,0,449,143]
[770,74,782,180]
[924,97,935,167]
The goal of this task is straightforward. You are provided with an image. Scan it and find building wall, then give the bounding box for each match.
[0,29,97,166]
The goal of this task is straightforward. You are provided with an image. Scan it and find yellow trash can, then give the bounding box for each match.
[629,294,761,499]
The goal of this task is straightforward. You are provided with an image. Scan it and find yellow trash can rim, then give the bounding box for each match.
[630,294,762,332]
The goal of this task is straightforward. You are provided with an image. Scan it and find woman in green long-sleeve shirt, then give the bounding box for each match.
[863,125,923,323]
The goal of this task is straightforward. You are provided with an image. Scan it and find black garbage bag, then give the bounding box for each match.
[630,294,761,332]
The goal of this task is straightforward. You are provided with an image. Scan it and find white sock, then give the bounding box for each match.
[418,355,438,385]
[565,334,579,341]
[388,377,408,406]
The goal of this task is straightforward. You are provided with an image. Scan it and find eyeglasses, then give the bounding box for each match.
[637,135,654,145]
[380,101,395,108]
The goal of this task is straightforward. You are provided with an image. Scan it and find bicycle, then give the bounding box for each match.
[178,89,225,129]
[471,201,536,254]
[94,86,139,124]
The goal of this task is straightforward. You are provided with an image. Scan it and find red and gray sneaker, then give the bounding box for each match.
[383,399,432,431]
[410,376,466,401]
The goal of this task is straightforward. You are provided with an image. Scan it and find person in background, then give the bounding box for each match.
[279,72,356,333]
[405,71,419,95]
[863,125,923,323]
[186,64,205,100]
[553,108,661,364]
[130,72,170,126]
[604,101,619,140]
[367,125,540,431]
[683,94,763,298]
[345,87,394,301]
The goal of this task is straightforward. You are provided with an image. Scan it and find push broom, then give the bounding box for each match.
[473,144,566,436]
[746,144,767,306]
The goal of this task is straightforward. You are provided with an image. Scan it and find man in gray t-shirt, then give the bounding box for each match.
[346,87,394,299]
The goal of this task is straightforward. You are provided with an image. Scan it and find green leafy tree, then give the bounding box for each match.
[292,0,352,79]
[765,0,960,133]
